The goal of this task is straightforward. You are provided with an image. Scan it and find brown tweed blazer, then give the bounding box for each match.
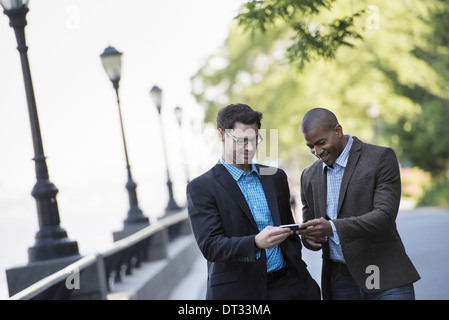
[300,136,420,299]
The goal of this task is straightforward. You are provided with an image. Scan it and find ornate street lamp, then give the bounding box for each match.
[1,0,79,262]
[150,86,182,215]
[174,106,190,184]
[100,46,149,227]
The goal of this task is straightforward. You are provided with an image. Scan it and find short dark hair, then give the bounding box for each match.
[216,103,263,130]
[301,108,338,133]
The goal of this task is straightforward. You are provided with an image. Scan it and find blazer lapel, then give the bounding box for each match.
[258,165,281,226]
[337,137,362,216]
[213,163,258,231]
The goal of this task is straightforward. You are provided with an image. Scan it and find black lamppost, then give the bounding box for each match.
[174,106,190,184]
[100,46,149,227]
[1,0,79,262]
[150,86,182,215]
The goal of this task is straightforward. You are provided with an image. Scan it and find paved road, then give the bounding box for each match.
[170,207,449,300]
[396,207,449,300]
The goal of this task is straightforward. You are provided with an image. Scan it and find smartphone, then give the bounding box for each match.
[279,223,304,231]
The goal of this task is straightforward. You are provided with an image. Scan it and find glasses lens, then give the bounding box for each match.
[227,131,262,145]
[237,138,246,146]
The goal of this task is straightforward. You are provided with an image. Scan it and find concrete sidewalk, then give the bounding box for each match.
[168,244,323,300]
[168,207,449,300]
[168,247,207,300]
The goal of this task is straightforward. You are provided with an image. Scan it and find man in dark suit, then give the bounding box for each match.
[187,103,320,300]
[298,108,420,300]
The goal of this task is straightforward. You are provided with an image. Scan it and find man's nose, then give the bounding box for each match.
[246,140,256,151]
[313,146,323,157]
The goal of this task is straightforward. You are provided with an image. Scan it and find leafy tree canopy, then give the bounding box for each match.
[192,0,449,200]
[235,0,364,69]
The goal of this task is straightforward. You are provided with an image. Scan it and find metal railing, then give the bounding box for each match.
[10,210,191,300]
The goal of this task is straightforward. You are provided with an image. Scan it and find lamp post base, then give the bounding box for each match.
[165,200,184,216]
[29,173,80,263]
[164,178,183,215]
[28,234,80,263]
[123,175,150,226]
[123,207,149,226]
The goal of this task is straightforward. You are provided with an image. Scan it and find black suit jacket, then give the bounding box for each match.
[187,162,316,299]
[300,137,420,299]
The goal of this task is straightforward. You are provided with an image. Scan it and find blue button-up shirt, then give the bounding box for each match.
[220,158,286,272]
[323,135,353,263]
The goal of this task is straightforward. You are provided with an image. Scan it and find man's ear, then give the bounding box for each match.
[218,128,225,142]
[334,124,344,137]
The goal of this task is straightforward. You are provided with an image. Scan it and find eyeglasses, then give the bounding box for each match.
[226,131,263,146]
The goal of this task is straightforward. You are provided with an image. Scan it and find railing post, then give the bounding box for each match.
[70,254,108,300]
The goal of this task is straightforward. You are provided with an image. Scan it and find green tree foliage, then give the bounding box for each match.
[235,0,363,69]
[378,0,449,206]
[191,0,449,205]
[380,1,449,177]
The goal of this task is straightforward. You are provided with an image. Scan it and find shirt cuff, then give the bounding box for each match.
[329,220,340,245]
[254,237,261,260]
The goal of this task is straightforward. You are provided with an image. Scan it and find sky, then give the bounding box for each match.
[0,0,245,298]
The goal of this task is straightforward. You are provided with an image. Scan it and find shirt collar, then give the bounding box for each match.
[322,135,353,172]
[220,157,260,181]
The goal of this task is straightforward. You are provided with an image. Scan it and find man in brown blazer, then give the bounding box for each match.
[297,108,420,300]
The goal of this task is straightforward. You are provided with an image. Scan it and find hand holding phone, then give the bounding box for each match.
[279,223,304,231]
